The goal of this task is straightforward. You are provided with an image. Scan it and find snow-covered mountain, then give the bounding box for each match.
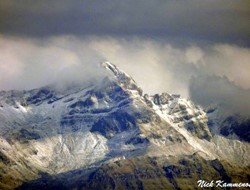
[0,62,249,190]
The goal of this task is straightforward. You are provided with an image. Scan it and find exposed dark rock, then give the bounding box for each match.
[153,93,171,105]
[184,121,212,141]
[0,152,11,165]
[91,111,137,138]
[18,129,41,141]
[125,136,150,145]
[220,116,250,142]
[63,98,75,103]
[26,88,56,105]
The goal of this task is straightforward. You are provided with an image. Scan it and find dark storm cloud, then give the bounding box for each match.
[0,0,249,44]
[189,75,250,116]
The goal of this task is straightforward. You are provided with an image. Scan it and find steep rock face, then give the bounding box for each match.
[206,106,250,142]
[0,62,249,189]
[0,62,163,189]
[90,111,137,138]
[144,93,212,141]
[102,62,143,96]
[220,116,250,142]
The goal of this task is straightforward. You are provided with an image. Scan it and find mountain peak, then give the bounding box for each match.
[101,61,143,96]
[101,61,119,76]
[101,61,131,79]
[0,61,250,190]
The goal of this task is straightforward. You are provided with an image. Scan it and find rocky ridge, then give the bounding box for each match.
[0,62,249,190]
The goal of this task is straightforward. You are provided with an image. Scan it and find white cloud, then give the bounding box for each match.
[208,44,250,89]
[0,35,250,116]
[185,46,204,65]
[0,35,105,90]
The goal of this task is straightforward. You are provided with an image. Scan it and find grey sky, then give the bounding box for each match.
[1,0,249,45]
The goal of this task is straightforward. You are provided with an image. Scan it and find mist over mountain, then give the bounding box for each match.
[190,75,250,117]
[1,1,249,189]
[0,62,249,190]
[1,36,250,117]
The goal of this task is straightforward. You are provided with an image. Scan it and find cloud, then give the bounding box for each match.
[0,35,250,116]
[0,0,249,44]
[205,44,250,89]
[0,36,196,95]
[187,44,250,116]
[185,46,204,65]
[89,37,205,96]
[0,35,105,90]
[189,75,250,116]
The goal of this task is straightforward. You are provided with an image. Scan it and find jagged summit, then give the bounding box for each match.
[102,61,123,77]
[102,61,133,80]
[101,61,143,96]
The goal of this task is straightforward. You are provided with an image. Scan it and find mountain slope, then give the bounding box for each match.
[0,62,249,190]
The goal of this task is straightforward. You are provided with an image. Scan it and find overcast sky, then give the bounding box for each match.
[0,0,250,115]
[1,0,250,45]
